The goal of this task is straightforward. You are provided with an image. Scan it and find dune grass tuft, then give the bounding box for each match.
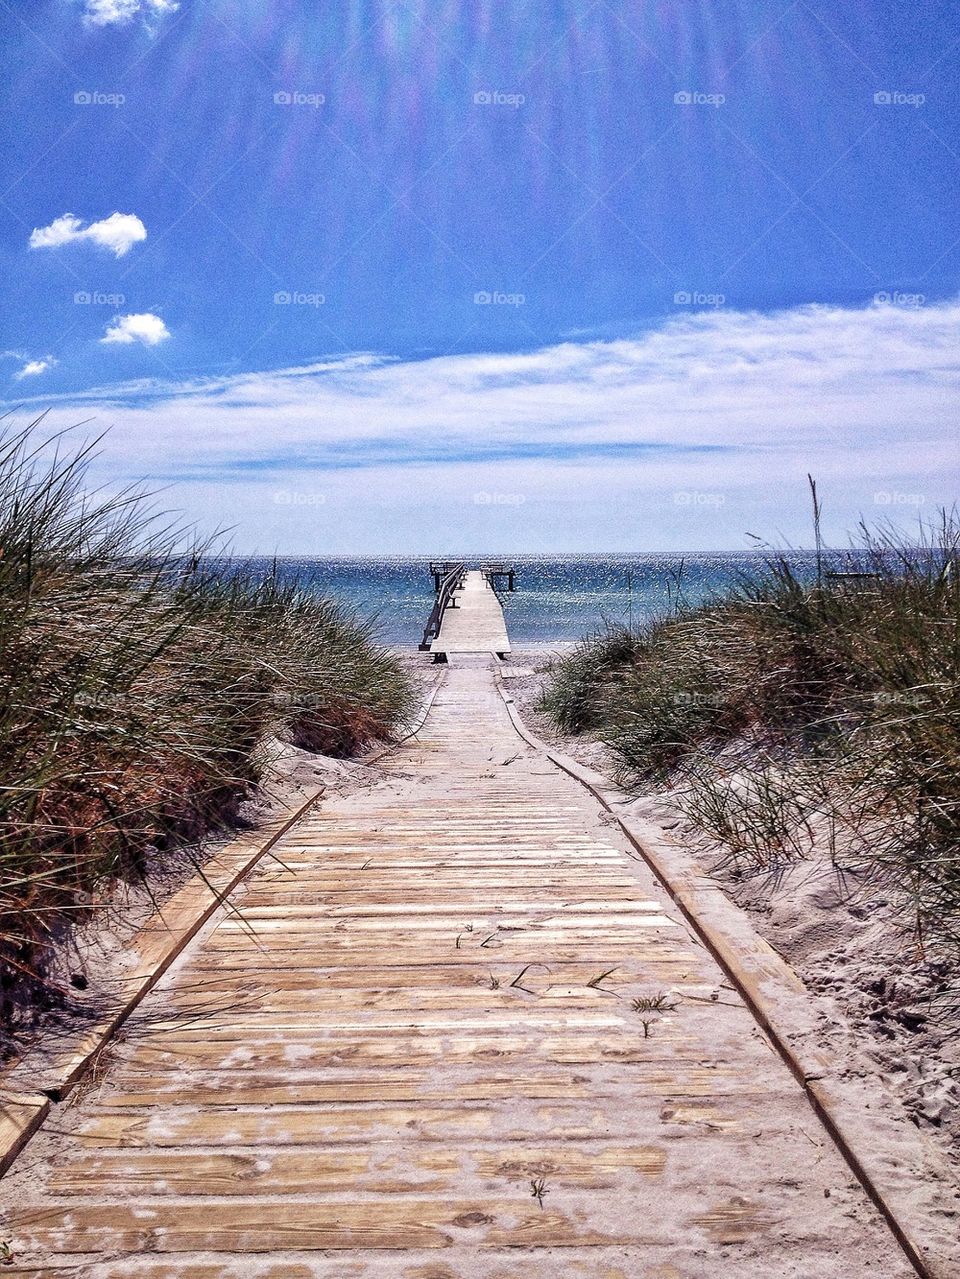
[0,416,414,1008]
[540,509,960,952]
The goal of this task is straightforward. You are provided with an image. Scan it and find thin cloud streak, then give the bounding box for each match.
[5,299,958,551]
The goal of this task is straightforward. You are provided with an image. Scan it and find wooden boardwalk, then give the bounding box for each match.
[430,570,511,657]
[0,664,912,1277]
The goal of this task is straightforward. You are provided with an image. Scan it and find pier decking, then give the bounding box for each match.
[428,568,511,658]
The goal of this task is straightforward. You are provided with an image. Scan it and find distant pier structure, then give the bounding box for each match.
[420,562,516,658]
[479,562,516,593]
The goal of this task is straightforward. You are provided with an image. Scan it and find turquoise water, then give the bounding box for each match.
[244,552,831,646]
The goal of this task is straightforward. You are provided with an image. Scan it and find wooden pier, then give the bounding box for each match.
[421,563,514,659]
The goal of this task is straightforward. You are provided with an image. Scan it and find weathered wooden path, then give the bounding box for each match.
[0,658,912,1277]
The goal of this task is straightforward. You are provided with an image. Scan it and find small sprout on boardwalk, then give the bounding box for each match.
[641,1019,655,1038]
[632,992,676,1013]
[0,1240,14,1266]
[586,967,618,989]
[530,1177,548,1209]
[489,975,501,989]
[479,929,500,948]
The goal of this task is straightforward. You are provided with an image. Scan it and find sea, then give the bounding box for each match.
[241,551,836,647]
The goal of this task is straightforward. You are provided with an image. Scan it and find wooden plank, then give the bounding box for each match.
[11,1198,657,1252]
[46,1144,667,1196]
[0,1259,676,1279]
[0,1092,50,1177]
[67,1100,762,1147]
[150,961,699,990]
[113,1034,734,1070]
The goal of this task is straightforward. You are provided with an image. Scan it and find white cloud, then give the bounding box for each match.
[13,357,56,381]
[7,299,960,551]
[100,313,171,346]
[29,213,147,258]
[2,351,57,381]
[82,0,178,28]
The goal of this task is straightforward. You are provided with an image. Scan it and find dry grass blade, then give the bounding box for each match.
[586,967,618,988]
[509,962,550,993]
[632,992,675,1012]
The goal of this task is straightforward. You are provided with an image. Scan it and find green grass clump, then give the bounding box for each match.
[540,510,960,952]
[0,417,414,1005]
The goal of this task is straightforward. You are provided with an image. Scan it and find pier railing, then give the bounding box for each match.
[479,563,516,592]
[419,562,467,650]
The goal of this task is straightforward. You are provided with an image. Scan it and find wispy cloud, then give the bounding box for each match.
[13,358,56,381]
[81,0,178,28]
[2,351,57,381]
[29,213,147,258]
[100,313,170,346]
[7,299,958,551]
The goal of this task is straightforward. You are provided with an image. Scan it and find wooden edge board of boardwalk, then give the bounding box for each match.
[0,568,946,1278]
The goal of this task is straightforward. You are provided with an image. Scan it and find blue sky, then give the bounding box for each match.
[1,0,958,552]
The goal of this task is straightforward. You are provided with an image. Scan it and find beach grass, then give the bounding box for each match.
[540,508,960,952]
[0,416,414,1003]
